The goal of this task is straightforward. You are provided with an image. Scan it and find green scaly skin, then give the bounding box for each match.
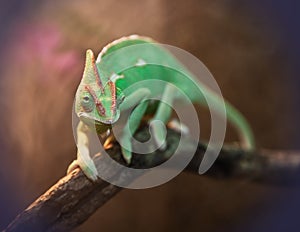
[67,35,255,181]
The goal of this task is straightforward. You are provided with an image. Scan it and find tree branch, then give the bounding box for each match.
[4,128,300,232]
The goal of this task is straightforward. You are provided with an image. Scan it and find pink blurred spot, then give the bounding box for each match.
[8,23,80,81]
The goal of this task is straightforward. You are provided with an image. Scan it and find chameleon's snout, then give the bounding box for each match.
[77,110,120,125]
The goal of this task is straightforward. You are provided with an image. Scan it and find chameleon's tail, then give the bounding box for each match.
[191,86,256,151]
[223,100,256,150]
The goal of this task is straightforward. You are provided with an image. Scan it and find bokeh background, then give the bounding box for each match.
[0,0,299,231]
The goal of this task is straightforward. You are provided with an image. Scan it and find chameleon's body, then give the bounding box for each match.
[68,35,255,181]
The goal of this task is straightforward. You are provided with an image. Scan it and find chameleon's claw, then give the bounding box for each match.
[104,135,132,164]
[103,135,116,149]
[149,119,167,151]
[67,160,80,175]
[67,159,99,182]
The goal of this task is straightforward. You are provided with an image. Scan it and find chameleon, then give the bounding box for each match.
[67,35,255,181]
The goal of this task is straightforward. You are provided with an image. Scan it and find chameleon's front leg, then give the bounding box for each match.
[67,121,99,181]
[118,88,151,163]
[118,84,180,164]
[149,84,178,150]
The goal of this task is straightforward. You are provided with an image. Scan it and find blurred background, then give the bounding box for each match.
[0,0,299,231]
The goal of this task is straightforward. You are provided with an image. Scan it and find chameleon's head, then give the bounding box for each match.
[75,49,120,126]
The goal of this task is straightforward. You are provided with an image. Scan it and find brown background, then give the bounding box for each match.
[0,0,299,231]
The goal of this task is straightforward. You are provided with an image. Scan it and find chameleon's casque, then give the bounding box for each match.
[75,49,120,126]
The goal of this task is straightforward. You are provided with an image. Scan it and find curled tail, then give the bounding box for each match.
[223,100,255,150]
[190,84,256,151]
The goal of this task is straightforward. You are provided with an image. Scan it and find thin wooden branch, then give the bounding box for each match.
[4,128,300,232]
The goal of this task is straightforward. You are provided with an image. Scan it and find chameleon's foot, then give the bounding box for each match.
[67,160,79,174]
[103,135,116,149]
[120,136,133,164]
[168,119,189,135]
[149,119,167,151]
[105,135,132,164]
[67,159,99,182]
[121,147,132,165]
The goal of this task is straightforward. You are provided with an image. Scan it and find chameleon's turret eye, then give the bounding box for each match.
[83,96,90,102]
[81,93,94,112]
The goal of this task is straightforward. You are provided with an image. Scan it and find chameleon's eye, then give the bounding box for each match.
[81,94,94,112]
[83,96,90,102]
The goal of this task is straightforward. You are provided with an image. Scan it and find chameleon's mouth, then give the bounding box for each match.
[78,111,119,125]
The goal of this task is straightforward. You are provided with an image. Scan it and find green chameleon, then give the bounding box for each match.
[67,35,255,181]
